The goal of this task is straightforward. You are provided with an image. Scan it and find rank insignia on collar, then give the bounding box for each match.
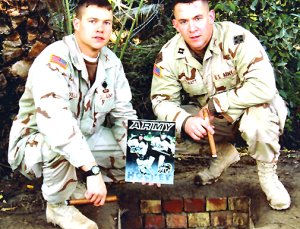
[178,48,184,54]
[233,35,244,45]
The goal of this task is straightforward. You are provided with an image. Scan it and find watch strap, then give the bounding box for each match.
[85,165,101,176]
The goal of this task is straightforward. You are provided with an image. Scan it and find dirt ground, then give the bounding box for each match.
[0,147,299,229]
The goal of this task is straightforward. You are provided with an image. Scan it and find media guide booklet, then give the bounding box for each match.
[125,119,176,184]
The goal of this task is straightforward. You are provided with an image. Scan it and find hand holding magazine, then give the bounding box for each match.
[125,119,176,184]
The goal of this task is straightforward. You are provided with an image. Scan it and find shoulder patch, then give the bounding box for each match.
[233,35,244,45]
[49,54,67,69]
[153,64,162,77]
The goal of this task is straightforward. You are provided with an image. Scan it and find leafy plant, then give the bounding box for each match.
[122,0,300,148]
[210,0,299,148]
[46,0,149,60]
[122,23,176,119]
[45,0,299,148]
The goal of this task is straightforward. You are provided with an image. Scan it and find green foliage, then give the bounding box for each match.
[122,23,176,119]
[46,0,299,148]
[46,0,147,59]
[46,0,77,38]
[121,0,299,148]
[209,0,299,148]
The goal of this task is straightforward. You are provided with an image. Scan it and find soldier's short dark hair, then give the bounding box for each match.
[172,0,209,11]
[75,0,112,18]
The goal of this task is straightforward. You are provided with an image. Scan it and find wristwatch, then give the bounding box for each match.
[85,165,101,176]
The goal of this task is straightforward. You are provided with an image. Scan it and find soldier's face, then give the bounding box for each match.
[172,0,215,54]
[73,5,113,57]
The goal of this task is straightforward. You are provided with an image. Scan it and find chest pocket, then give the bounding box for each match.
[94,85,115,115]
[212,58,238,93]
[178,67,207,96]
[213,70,238,93]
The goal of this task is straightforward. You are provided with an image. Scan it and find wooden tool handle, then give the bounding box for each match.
[66,195,118,205]
[203,108,217,158]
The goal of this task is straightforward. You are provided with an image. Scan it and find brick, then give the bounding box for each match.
[166,213,187,228]
[228,196,250,212]
[184,198,205,212]
[144,214,165,229]
[206,197,227,211]
[140,200,161,214]
[163,199,183,213]
[187,213,210,227]
[233,213,249,226]
[211,211,233,227]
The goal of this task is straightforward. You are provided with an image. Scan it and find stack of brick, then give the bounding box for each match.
[139,196,250,228]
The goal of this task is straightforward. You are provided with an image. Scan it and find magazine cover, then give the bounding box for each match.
[125,119,176,184]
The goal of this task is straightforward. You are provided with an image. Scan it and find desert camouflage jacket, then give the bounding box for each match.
[8,34,136,170]
[151,21,287,135]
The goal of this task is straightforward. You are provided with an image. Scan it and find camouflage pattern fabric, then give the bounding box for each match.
[151,22,287,163]
[8,34,137,203]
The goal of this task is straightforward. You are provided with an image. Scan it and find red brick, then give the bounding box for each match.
[163,199,183,213]
[140,200,162,214]
[184,198,205,212]
[211,211,233,227]
[144,214,165,229]
[228,196,250,212]
[206,197,227,211]
[166,213,187,228]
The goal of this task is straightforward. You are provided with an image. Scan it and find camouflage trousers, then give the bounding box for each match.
[181,103,283,163]
[19,127,125,204]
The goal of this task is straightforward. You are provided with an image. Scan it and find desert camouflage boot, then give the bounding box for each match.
[257,160,291,210]
[46,203,98,229]
[194,143,240,185]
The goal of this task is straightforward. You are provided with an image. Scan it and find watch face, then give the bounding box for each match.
[92,166,100,174]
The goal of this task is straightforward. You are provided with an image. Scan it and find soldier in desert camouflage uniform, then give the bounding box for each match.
[151,0,290,210]
[8,0,136,228]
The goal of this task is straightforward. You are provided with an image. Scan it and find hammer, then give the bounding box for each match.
[203,108,217,158]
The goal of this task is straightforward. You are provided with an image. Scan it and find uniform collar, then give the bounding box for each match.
[99,47,115,69]
[208,23,221,55]
[174,34,192,60]
[174,35,205,69]
[174,24,221,65]
[63,34,115,71]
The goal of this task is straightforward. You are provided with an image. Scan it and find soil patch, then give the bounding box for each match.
[0,150,299,229]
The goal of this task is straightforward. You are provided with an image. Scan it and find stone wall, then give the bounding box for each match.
[0,0,56,165]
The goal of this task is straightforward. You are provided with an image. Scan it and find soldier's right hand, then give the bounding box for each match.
[184,116,214,141]
[86,173,107,207]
